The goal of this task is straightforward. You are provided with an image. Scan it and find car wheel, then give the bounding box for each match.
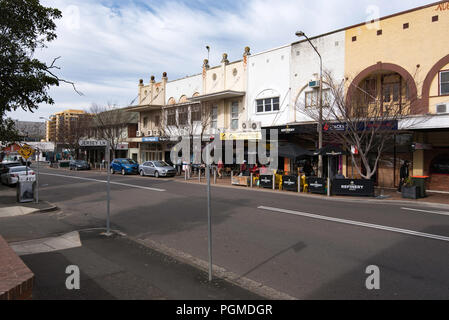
[110,168,114,174]
[121,169,126,175]
[140,170,144,176]
[154,171,159,178]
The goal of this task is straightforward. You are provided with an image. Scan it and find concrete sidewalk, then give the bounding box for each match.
[21,230,263,300]
[0,184,57,218]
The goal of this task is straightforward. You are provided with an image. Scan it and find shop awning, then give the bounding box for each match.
[124,104,164,112]
[189,90,245,103]
[278,143,313,159]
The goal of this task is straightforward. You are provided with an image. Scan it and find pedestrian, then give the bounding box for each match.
[217,159,224,179]
[240,160,247,176]
[398,160,410,192]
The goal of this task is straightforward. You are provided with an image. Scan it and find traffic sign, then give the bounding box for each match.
[18,144,35,159]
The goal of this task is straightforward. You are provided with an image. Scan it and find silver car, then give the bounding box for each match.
[139,161,176,178]
[0,166,35,186]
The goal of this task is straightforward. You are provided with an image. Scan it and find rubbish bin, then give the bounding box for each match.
[411,176,428,198]
[16,176,36,203]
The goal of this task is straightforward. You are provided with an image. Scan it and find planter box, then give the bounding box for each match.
[402,186,421,199]
[231,176,249,187]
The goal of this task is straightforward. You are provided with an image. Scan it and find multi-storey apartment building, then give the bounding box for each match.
[45,109,87,143]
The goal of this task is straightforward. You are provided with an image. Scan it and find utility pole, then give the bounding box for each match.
[296,31,324,178]
[206,162,212,282]
[105,141,112,236]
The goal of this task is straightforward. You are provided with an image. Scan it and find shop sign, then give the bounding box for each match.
[80,140,107,147]
[220,132,262,141]
[331,179,375,197]
[282,176,298,192]
[260,175,274,189]
[142,137,160,142]
[308,177,326,194]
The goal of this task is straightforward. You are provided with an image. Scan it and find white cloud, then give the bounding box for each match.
[7,0,433,121]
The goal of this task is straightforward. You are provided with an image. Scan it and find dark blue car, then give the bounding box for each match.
[110,158,139,175]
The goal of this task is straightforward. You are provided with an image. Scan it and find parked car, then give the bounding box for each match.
[110,158,139,175]
[0,166,35,186]
[0,162,22,175]
[139,161,176,178]
[69,160,91,171]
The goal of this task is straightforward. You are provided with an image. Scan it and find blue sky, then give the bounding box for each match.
[8,0,435,121]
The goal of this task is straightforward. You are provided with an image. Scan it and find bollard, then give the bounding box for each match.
[185,168,187,181]
[214,168,217,184]
[250,173,253,188]
[199,168,201,182]
[298,176,301,193]
[273,173,275,190]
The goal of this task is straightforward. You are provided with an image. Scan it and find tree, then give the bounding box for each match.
[89,104,137,158]
[56,113,90,159]
[297,71,427,180]
[0,118,20,143]
[0,0,80,130]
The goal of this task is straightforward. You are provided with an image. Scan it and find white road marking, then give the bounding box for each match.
[40,172,166,192]
[258,206,449,243]
[401,207,449,216]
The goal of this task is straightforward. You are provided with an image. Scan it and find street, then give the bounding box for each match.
[2,165,449,299]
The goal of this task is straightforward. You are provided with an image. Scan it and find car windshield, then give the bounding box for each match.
[154,161,169,168]
[5,163,21,168]
[122,159,136,165]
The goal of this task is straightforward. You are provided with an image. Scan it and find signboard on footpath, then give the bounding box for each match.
[260,175,274,189]
[331,179,375,197]
[282,176,298,192]
[308,177,326,194]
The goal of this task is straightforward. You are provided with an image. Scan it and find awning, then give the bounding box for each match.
[278,143,313,159]
[189,90,245,103]
[124,104,164,112]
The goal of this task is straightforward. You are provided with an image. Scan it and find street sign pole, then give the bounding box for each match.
[36,148,39,204]
[105,142,112,236]
[206,163,212,282]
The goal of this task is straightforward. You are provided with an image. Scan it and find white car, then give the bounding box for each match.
[0,166,35,186]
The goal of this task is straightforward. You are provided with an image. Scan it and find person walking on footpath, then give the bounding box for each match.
[398,160,410,192]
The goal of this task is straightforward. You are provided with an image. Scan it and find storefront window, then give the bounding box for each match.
[430,154,449,175]
[211,106,218,129]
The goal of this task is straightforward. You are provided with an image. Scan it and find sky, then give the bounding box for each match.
[7,0,435,121]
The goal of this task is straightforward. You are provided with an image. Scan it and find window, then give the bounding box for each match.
[167,109,176,126]
[305,89,330,108]
[364,78,377,103]
[211,106,218,129]
[256,97,280,113]
[178,107,188,126]
[377,30,382,36]
[155,115,160,125]
[143,117,148,128]
[430,154,449,175]
[231,102,239,130]
[352,36,357,42]
[432,15,439,22]
[403,23,409,29]
[191,105,201,122]
[440,71,449,95]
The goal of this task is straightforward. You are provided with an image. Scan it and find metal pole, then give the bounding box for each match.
[214,168,217,184]
[36,148,39,204]
[273,173,276,190]
[106,142,111,236]
[250,172,253,188]
[206,163,212,282]
[327,157,331,197]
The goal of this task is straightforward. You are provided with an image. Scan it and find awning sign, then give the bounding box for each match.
[220,132,262,141]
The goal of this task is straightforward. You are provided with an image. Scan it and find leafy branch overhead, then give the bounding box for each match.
[0,0,81,119]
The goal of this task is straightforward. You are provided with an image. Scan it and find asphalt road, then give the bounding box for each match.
[3,165,449,299]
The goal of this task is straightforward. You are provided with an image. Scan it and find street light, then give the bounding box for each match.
[296,31,324,178]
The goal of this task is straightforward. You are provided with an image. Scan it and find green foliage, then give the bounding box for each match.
[0,0,62,117]
[0,118,20,143]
